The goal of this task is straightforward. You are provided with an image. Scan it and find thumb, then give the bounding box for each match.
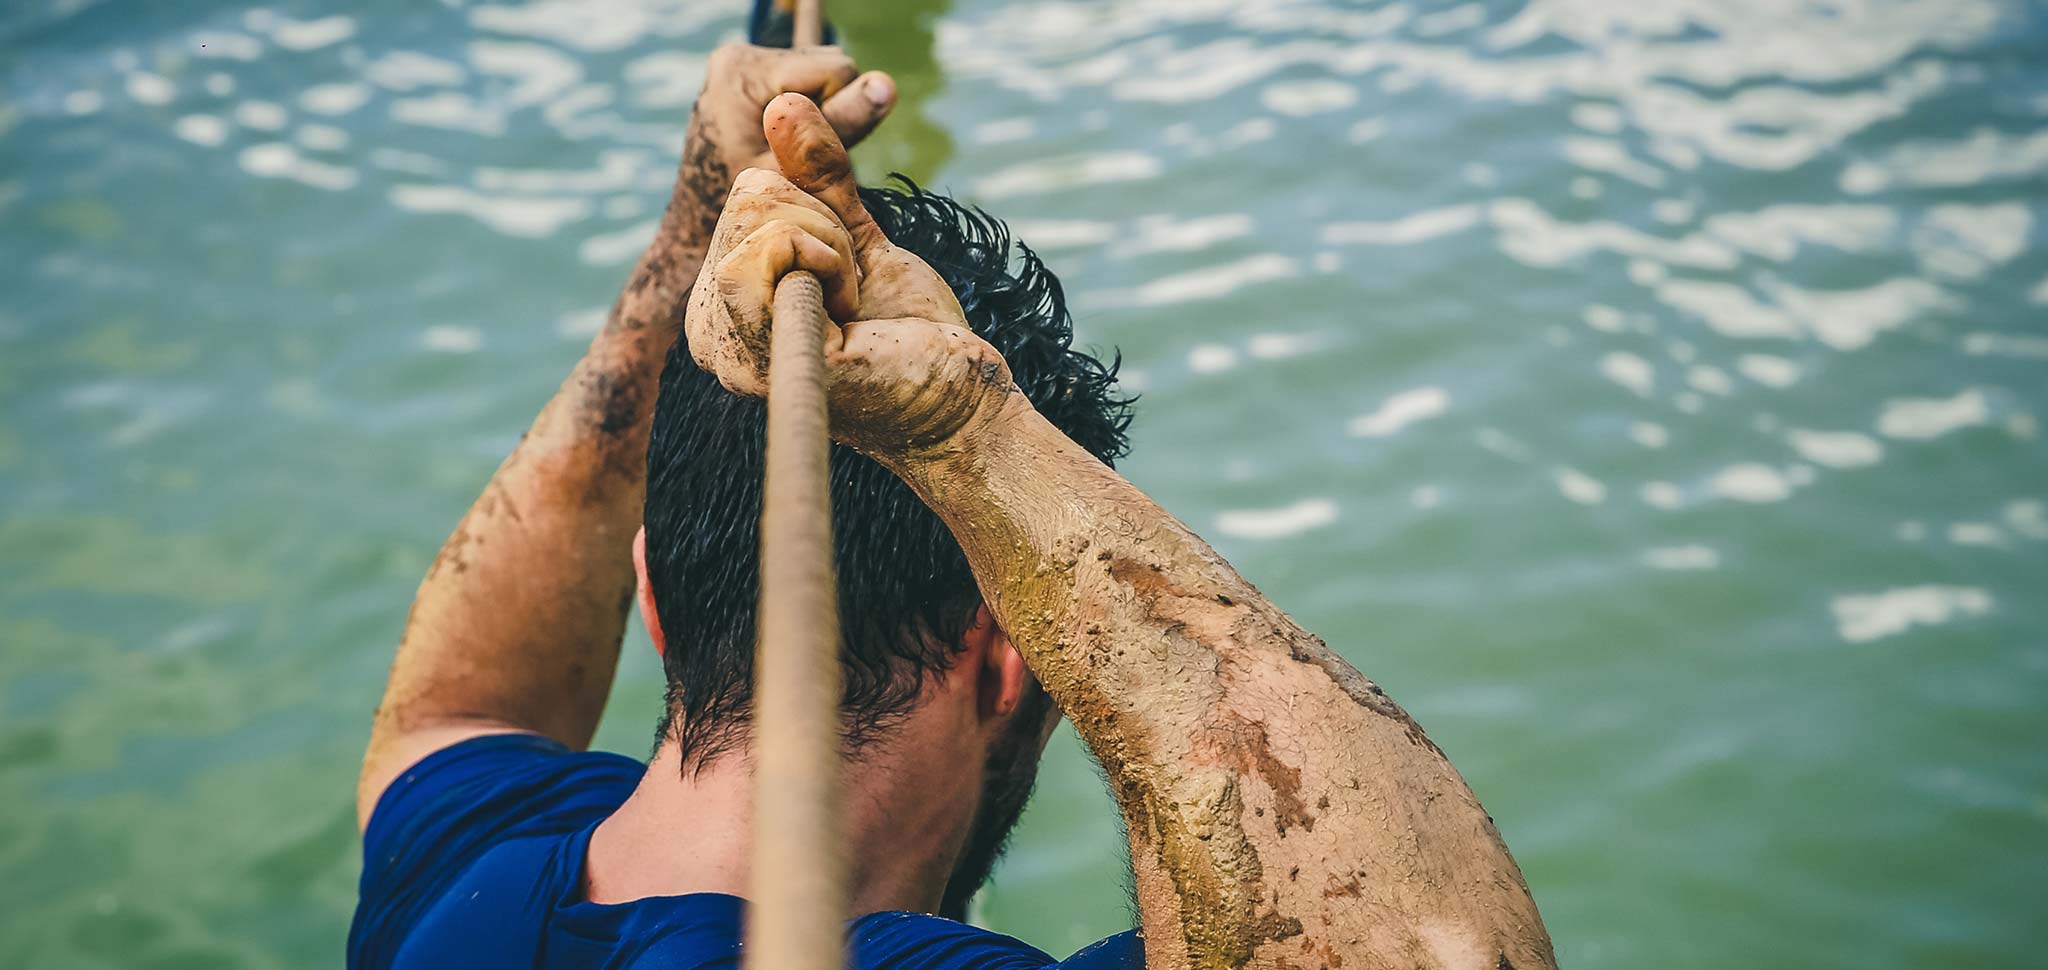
[818,71,896,150]
[764,91,884,249]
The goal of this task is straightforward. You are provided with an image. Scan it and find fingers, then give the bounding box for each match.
[716,219,853,374]
[766,45,859,103]
[764,92,886,250]
[719,168,860,319]
[818,71,896,149]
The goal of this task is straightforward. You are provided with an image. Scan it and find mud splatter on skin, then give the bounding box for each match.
[974,359,1008,393]
[1220,712,1314,836]
[629,257,669,298]
[581,368,647,437]
[1252,911,1305,942]
[481,479,525,525]
[1324,873,1365,898]
[675,104,740,246]
[1286,634,1443,756]
[426,520,478,579]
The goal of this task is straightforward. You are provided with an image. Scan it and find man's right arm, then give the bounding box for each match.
[892,397,1555,970]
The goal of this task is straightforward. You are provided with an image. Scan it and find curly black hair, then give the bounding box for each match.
[643,178,1135,771]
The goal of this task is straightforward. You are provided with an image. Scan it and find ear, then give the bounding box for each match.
[970,602,1029,723]
[634,527,668,659]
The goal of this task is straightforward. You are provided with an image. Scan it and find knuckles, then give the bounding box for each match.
[707,41,852,81]
[748,220,810,258]
[706,43,744,71]
[729,166,786,195]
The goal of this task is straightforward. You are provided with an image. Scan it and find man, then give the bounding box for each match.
[352,44,1556,970]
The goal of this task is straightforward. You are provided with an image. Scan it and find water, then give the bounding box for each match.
[3,0,2045,966]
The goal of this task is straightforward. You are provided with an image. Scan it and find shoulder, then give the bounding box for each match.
[608,906,1143,970]
[1054,930,1144,969]
[846,911,1055,970]
[614,909,1052,970]
[350,734,645,967]
[846,914,1143,970]
[362,733,642,874]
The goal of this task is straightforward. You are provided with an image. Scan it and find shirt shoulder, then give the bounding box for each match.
[1054,930,1144,969]
[848,911,1054,970]
[349,733,644,968]
[847,912,1142,970]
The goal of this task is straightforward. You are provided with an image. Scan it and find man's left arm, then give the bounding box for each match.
[354,243,679,829]
[357,45,896,829]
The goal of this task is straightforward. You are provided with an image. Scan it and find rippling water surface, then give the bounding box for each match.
[4,0,2046,966]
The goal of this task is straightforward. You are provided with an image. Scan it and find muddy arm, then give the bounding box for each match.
[890,396,1557,970]
[355,223,702,829]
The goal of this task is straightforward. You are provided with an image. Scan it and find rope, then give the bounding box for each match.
[742,0,848,945]
[744,1,847,963]
[791,0,826,47]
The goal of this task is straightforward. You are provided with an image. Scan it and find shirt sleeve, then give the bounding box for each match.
[352,733,644,961]
[1056,930,1145,969]
[843,913,1144,970]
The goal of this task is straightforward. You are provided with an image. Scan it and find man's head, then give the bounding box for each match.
[638,177,1133,909]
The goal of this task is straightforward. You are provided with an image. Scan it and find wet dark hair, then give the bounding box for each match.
[644,178,1134,771]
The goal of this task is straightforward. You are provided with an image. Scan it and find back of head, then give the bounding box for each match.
[643,178,1134,770]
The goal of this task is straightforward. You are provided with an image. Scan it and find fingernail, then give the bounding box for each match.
[867,74,894,108]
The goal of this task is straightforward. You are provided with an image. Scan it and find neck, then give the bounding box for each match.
[585,735,978,917]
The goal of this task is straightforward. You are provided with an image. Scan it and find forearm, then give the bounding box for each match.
[361,230,702,812]
[893,399,1554,970]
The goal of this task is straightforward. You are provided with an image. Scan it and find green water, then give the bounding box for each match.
[4,1,2046,966]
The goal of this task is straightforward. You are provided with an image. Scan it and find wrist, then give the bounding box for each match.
[889,392,1041,486]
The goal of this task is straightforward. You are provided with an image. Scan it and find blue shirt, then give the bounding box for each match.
[350,734,1142,969]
